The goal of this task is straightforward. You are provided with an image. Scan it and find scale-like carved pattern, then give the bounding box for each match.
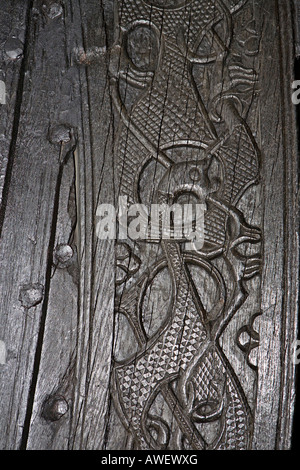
[118,131,150,205]
[116,245,208,425]
[131,46,213,146]
[119,0,220,46]
[191,349,248,450]
[215,125,259,204]
[112,0,260,451]
[220,384,248,450]
[204,207,227,247]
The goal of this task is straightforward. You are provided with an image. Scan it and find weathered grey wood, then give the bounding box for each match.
[251,0,298,449]
[0,0,78,449]
[24,1,81,450]
[0,1,29,207]
[270,0,298,449]
[0,0,298,450]
[68,0,116,450]
[25,139,79,449]
[26,0,116,450]
[102,0,298,450]
[295,0,300,57]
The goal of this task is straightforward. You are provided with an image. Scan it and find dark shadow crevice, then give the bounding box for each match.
[291,55,300,451]
[0,0,34,238]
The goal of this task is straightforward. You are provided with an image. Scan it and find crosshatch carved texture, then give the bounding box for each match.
[0,0,297,450]
[110,0,261,450]
[106,0,298,450]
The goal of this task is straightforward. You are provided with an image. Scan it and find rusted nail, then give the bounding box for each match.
[4,38,23,60]
[53,244,74,268]
[48,124,72,144]
[43,2,63,19]
[42,395,69,422]
[19,283,44,309]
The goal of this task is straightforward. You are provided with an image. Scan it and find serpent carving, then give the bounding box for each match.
[109,0,261,450]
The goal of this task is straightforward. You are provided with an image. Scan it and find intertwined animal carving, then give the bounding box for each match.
[109,0,261,450]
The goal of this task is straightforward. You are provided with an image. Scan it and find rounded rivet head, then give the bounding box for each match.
[19,283,44,309]
[49,124,71,144]
[53,244,74,268]
[5,38,23,60]
[42,395,69,422]
[44,3,63,19]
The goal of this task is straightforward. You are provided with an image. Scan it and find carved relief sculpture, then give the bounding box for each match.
[108,0,263,450]
[0,0,298,452]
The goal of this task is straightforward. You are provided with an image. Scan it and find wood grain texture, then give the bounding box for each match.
[0,0,298,450]
[0,1,29,209]
[68,0,116,450]
[0,0,79,449]
[295,0,300,58]
[252,0,298,449]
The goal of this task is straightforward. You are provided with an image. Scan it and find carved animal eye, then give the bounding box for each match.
[126,25,159,72]
[192,399,224,423]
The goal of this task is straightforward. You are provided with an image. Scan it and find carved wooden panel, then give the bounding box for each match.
[0,0,298,450]
[103,0,298,451]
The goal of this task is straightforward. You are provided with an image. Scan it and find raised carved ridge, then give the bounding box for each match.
[109,0,263,450]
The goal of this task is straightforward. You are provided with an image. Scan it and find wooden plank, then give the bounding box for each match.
[254,1,299,449]
[23,0,82,450]
[101,0,298,450]
[25,0,116,450]
[295,0,300,57]
[68,0,116,450]
[0,0,79,450]
[0,0,30,208]
[25,141,79,449]
[0,0,297,450]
